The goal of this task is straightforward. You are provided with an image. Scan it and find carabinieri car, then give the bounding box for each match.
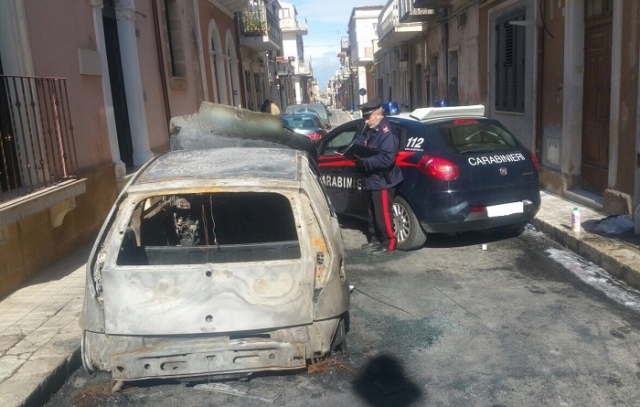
[317,105,541,251]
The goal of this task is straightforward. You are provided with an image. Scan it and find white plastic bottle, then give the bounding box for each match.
[571,207,581,232]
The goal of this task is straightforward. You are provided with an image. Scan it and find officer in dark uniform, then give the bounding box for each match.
[352,98,403,254]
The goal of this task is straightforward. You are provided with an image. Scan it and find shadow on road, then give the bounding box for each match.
[338,214,525,250]
[352,353,422,407]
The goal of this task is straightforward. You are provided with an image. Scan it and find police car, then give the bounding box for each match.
[317,104,541,250]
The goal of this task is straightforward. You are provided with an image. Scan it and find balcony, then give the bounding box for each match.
[413,0,451,9]
[378,0,426,48]
[0,75,85,229]
[296,61,312,76]
[398,0,436,23]
[238,3,281,52]
[276,60,294,77]
[341,38,350,51]
[217,0,250,13]
[280,15,308,35]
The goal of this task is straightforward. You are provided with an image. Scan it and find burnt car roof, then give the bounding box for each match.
[134,148,300,184]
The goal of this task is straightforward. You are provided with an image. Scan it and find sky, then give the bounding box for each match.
[290,0,385,89]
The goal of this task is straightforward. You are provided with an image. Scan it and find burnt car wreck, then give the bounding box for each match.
[80,104,349,382]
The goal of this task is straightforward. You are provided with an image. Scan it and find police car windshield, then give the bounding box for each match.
[435,119,517,154]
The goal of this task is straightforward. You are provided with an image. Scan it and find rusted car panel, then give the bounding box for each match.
[80,147,349,381]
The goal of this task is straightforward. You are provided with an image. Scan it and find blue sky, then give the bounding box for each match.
[290,0,385,88]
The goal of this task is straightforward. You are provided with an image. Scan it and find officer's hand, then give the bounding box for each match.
[353,154,364,167]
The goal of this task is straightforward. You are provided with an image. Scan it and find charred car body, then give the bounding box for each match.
[80,104,349,382]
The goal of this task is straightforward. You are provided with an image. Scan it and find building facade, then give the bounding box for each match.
[0,0,316,296]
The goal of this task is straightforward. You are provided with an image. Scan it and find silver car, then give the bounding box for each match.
[80,106,349,382]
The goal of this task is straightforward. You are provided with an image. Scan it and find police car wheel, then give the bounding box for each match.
[392,196,427,250]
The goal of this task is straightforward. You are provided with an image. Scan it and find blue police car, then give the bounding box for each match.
[317,105,541,250]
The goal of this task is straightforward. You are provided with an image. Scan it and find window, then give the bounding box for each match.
[495,8,525,113]
[164,0,186,78]
[117,192,300,265]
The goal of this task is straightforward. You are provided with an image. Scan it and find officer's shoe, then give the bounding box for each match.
[371,246,394,255]
[361,241,380,250]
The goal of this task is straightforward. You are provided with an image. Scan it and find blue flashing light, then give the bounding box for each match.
[382,101,400,115]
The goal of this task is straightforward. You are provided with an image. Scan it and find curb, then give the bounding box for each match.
[18,347,81,407]
[531,217,640,290]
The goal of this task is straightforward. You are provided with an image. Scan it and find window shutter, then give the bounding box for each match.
[495,8,525,113]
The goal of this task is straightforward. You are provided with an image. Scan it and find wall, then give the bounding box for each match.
[23,0,113,172]
[0,164,116,297]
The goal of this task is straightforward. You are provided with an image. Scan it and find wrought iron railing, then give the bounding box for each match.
[238,3,281,44]
[0,75,78,202]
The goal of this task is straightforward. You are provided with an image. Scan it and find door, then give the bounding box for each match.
[581,13,612,195]
[103,0,134,168]
[415,63,423,108]
[317,121,368,218]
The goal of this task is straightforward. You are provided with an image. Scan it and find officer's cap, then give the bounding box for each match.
[358,98,383,117]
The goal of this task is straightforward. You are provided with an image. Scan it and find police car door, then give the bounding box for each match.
[317,121,368,218]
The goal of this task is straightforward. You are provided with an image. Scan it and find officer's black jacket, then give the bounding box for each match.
[352,117,403,190]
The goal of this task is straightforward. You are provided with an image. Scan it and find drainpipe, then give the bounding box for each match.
[151,0,171,131]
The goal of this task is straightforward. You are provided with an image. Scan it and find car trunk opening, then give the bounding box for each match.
[102,191,315,335]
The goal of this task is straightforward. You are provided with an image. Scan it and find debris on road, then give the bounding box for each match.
[194,382,280,403]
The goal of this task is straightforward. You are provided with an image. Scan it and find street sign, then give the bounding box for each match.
[358,88,367,96]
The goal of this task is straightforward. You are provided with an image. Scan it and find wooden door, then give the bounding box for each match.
[581,15,612,195]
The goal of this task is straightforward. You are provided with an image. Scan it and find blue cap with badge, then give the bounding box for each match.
[358,98,383,117]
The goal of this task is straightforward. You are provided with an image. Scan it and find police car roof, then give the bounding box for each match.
[409,105,485,122]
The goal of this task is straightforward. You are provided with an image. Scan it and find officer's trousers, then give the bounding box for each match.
[367,188,396,251]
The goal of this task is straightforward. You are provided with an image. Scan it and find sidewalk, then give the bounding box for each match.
[2,192,640,406]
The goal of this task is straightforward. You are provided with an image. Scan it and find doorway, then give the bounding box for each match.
[103,0,134,168]
[581,4,612,195]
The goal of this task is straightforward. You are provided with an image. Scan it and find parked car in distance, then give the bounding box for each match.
[80,108,349,382]
[284,103,332,129]
[281,113,328,142]
[317,105,541,250]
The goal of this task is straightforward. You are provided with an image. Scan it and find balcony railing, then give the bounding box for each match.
[280,15,308,34]
[238,3,281,44]
[0,75,78,202]
[297,61,312,76]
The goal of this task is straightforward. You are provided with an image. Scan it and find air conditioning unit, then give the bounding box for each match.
[398,46,409,62]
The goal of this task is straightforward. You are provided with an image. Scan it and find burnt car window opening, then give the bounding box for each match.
[437,120,517,154]
[117,192,300,265]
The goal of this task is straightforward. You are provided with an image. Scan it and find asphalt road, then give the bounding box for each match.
[45,216,640,407]
[44,109,640,406]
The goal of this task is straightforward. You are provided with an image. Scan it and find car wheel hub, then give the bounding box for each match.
[392,202,410,242]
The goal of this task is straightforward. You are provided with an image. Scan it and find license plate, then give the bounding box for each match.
[486,201,524,217]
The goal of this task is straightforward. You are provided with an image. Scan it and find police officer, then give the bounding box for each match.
[352,98,403,254]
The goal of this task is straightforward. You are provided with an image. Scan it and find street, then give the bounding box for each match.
[45,209,640,406]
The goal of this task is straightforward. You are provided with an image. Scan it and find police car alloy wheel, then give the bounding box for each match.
[393,196,427,250]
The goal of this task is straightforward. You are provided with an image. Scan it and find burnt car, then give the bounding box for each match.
[80,104,349,382]
[317,105,541,250]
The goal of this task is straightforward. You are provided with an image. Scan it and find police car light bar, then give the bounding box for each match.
[410,105,485,121]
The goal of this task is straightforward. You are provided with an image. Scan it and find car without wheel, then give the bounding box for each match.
[316,105,541,250]
[80,104,349,383]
